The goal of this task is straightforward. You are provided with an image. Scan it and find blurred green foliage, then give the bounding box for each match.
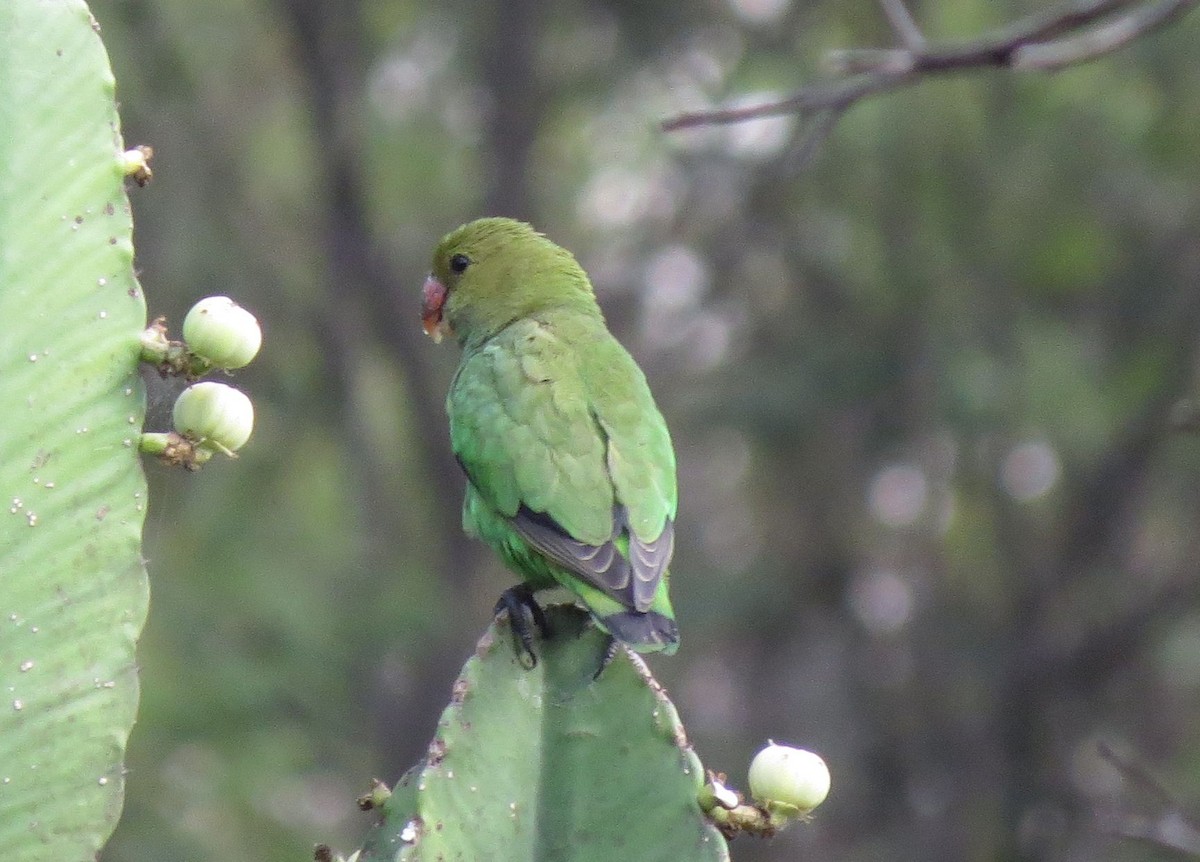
[86,0,1200,860]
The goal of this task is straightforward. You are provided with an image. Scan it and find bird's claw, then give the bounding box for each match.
[494,584,552,668]
[592,634,621,681]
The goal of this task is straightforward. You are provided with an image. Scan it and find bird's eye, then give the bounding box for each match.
[449,253,471,274]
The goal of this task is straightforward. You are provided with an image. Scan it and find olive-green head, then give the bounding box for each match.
[422,217,598,347]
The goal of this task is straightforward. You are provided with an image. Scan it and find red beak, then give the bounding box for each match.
[422,274,449,342]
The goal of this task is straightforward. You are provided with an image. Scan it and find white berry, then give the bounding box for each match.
[172,382,254,453]
[182,295,262,369]
[748,742,830,815]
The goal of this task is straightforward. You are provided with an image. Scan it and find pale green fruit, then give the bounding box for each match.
[172,382,255,453]
[747,743,830,815]
[182,295,262,369]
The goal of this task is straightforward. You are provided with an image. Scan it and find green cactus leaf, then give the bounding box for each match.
[0,2,148,860]
[360,606,730,862]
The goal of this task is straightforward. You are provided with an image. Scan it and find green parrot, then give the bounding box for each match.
[421,217,679,663]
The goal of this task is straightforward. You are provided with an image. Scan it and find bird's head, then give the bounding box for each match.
[423,217,596,347]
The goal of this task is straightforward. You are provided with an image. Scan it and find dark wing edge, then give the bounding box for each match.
[511,504,673,613]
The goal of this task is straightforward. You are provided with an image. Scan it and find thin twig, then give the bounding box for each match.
[785,108,846,173]
[879,0,924,49]
[664,70,917,130]
[1015,0,1199,69]
[988,0,1144,45]
[661,0,1200,132]
[824,48,915,76]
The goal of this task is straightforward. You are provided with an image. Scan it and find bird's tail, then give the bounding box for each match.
[599,609,680,655]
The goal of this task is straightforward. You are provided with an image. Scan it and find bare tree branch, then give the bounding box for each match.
[878,0,924,50]
[661,0,1199,132]
[989,0,1144,44]
[1015,0,1198,69]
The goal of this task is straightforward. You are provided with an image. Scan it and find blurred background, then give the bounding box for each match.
[90,0,1200,859]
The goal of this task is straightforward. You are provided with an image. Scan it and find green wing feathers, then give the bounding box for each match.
[450,319,614,542]
[448,315,678,650]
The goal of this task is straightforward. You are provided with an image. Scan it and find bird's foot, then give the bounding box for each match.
[592,634,621,681]
[494,584,552,669]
